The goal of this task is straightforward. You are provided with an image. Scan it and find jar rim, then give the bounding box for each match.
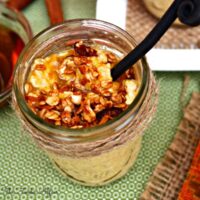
[13,19,150,138]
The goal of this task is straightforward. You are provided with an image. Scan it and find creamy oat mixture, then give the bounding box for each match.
[24,41,139,128]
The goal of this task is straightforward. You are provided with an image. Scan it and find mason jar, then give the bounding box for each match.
[13,19,156,186]
[0,2,32,107]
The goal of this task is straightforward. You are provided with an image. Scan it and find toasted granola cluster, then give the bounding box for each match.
[24,41,139,128]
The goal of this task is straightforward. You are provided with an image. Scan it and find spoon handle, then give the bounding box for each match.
[111,0,200,80]
[45,0,64,25]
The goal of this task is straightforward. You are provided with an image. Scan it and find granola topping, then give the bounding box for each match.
[24,41,140,128]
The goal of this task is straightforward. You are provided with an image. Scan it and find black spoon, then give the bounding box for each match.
[111,0,200,80]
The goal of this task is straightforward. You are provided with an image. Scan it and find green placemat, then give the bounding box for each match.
[0,1,200,199]
[23,0,97,35]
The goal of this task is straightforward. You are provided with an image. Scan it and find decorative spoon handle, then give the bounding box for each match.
[45,0,64,25]
[111,0,200,80]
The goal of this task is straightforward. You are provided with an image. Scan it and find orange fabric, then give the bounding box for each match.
[178,142,200,200]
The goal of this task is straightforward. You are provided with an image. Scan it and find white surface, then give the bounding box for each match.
[146,49,200,71]
[96,0,127,29]
[96,0,200,71]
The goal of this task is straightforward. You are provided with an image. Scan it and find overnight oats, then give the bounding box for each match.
[25,41,140,128]
[13,19,157,186]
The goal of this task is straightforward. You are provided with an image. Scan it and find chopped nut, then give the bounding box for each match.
[39,108,47,118]
[106,52,118,63]
[64,105,72,112]
[61,98,74,113]
[46,96,59,106]
[24,40,139,128]
[71,125,83,129]
[59,91,73,99]
[45,110,60,120]
[101,90,111,97]
[39,101,46,106]
[82,103,96,123]
[85,72,94,81]
[111,94,123,104]
[55,120,61,126]
[114,103,127,109]
[29,69,56,91]
[101,80,112,89]
[78,65,88,74]
[87,92,100,104]
[24,83,33,94]
[71,94,82,105]
[74,42,97,57]
[98,52,107,63]
[74,56,87,65]
[26,92,38,98]
[61,111,71,124]
[97,64,112,81]
[99,114,111,125]
[123,80,137,105]
[94,104,105,112]
[35,64,46,71]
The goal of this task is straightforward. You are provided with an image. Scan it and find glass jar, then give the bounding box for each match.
[143,0,182,25]
[13,19,152,186]
[0,2,32,107]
